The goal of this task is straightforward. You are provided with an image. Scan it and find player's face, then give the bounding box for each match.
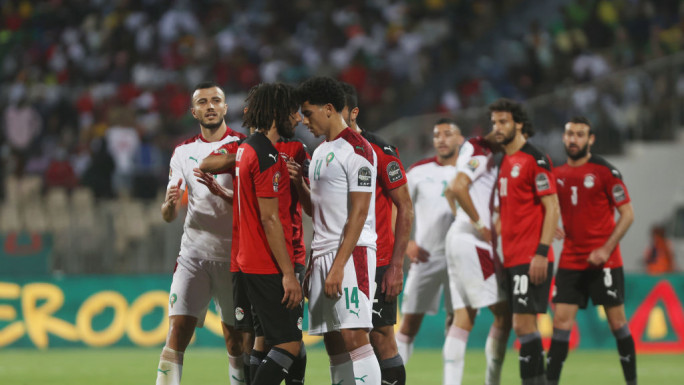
[491,111,519,145]
[277,109,301,139]
[191,87,227,130]
[563,122,594,160]
[433,123,462,159]
[300,101,330,138]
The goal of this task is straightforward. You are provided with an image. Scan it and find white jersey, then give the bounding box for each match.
[452,137,498,235]
[309,128,377,256]
[407,157,457,257]
[168,132,242,261]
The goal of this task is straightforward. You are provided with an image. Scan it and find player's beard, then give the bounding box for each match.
[565,143,589,160]
[499,128,516,145]
[201,118,224,130]
[277,121,296,139]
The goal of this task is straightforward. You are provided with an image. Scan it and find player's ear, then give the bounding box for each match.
[351,107,359,122]
[588,133,596,147]
[190,107,198,120]
[325,103,333,118]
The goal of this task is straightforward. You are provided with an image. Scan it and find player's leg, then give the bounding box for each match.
[233,271,256,384]
[324,332,355,385]
[546,303,578,385]
[370,264,405,385]
[284,263,308,385]
[157,315,197,385]
[341,328,381,385]
[396,313,424,362]
[220,322,247,385]
[485,301,511,385]
[443,307,477,385]
[212,262,247,385]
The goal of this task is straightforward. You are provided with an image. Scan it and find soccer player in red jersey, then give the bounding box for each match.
[492,99,559,385]
[233,82,303,385]
[339,82,414,385]
[547,117,636,385]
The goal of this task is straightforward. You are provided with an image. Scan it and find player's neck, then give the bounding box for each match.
[258,127,281,145]
[326,115,348,141]
[437,152,458,166]
[503,133,526,155]
[200,123,227,142]
[566,153,591,167]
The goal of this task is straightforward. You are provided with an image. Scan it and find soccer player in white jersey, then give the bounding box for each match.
[442,131,511,385]
[290,76,381,385]
[156,82,247,385]
[396,118,464,364]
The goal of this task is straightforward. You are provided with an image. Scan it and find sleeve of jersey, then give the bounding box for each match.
[377,150,407,190]
[604,168,630,206]
[205,142,239,175]
[167,150,185,190]
[253,159,281,198]
[458,154,487,181]
[347,153,376,193]
[532,162,556,197]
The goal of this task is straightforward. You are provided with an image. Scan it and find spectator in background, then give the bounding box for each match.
[3,98,42,177]
[81,138,115,199]
[644,225,676,274]
[44,145,78,190]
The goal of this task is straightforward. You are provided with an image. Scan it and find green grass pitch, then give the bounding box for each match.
[1,348,681,384]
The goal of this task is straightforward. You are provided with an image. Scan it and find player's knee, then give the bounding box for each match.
[606,311,628,332]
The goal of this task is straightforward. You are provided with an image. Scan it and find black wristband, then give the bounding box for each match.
[536,244,549,257]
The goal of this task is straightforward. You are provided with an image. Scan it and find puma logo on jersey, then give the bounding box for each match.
[355,375,368,383]
[537,159,546,165]
[619,354,631,363]
[518,297,529,307]
[518,355,532,363]
[349,309,360,318]
[268,153,278,162]
[384,146,394,153]
[157,369,170,375]
[557,178,565,187]
[189,156,199,164]
[382,380,398,385]
[607,289,618,298]
[372,308,383,317]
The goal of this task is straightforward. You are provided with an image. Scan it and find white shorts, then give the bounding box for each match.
[445,224,504,310]
[307,247,376,335]
[168,256,234,327]
[401,252,452,315]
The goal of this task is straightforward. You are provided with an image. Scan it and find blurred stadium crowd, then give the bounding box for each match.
[1,0,683,273]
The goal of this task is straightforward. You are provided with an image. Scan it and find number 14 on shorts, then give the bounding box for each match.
[344,286,360,317]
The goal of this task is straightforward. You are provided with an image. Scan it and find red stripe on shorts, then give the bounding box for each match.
[352,246,369,298]
[477,247,494,280]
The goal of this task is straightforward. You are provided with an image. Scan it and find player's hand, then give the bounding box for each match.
[287,160,304,185]
[324,264,344,299]
[193,168,221,196]
[165,179,182,206]
[281,273,303,309]
[381,264,403,302]
[588,245,611,266]
[406,241,430,263]
[528,255,548,285]
[554,227,566,240]
[475,225,492,243]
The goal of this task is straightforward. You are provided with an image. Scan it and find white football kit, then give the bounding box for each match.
[307,128,377,335]
[402,157,457,315]
[445,138,504,310]
[166,132,241,326]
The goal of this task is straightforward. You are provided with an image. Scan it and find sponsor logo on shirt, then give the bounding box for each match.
[272,171,281,192]
[511,164,521,178]
[535,173,550,191]
[612,184,626,203]
[467,158,479,172]
[584,174,596,188]
[358,166,372,187]
[387,161,403,183]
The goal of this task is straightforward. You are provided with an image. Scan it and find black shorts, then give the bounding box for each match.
[243,273,303,346]
[232,271,255,332]
[295,263,305,285]
[553,267,625,309]
[504,263,554,314]
[372,264,398,327]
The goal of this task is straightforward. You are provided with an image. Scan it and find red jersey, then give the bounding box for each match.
[498,142,556,268]
[553,155,630,270]
[274,138,311,266]
[235,133,293,274]
[361,131,407,267]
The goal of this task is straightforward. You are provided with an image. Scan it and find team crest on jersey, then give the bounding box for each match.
[358,166,372,187]
[235,307,245,321]
[169,293,177,308]
[583,174,596,188]
[326,152,335,166]
[272,171,281,192]
[217,148,228,155]
[535,173,550,191]
[612,184,626,203]
[467,158,479,172]
[387,161,403,183]
[297,316,303,330]
[511,164,521,178]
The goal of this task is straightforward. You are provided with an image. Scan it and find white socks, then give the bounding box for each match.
[156,346,183,385]
[396,331,415,364]
[443,326,469,385]
[330,352,355,385]
[350,344,381,385]
[228,353,246,385]
[484,326,508,385]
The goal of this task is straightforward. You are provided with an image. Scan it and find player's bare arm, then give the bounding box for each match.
[287,159,312,216]
[450,172,492,243]
[383,184,414,301]
[530,193,560,284]
[161,179,183,223]
[257,196,302,309]
[588,202,634,266]
[325,191,372,299]
[199,153,236,174]
[193,168,233,204]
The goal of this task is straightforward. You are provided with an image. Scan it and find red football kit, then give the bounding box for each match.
[498,142,556,268]
[274,138,311,266]
[235,132,293,274]
[553,155,631,270]
[361,131,407,267]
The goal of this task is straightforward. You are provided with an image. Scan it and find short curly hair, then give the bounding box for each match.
[297,76,345,112]
[489,98,533,137]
